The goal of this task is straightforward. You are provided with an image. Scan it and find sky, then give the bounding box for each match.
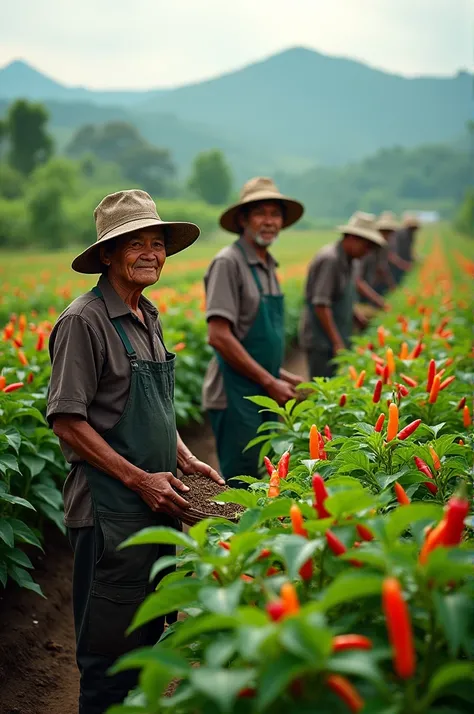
[1,0,472,89]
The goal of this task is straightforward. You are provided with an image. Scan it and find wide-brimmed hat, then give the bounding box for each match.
[219,177,304,234]
[376,211,400,232]
[72,189,200,274]
[402,212,421,229]
[338,211,386,247]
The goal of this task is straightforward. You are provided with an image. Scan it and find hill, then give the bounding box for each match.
[0,48,471,176]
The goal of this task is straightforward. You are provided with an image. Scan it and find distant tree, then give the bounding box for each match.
[5,100,53,175]
[188,149,233,205]
[66,121,174,195]
[0,163,25,199]
[455,188,474,237]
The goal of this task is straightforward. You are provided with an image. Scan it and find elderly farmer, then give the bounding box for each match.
[299,212,386,379]
[47,190,223,714]
[354,211,399,305]
[390,212,421,284]
[202,177,304,484]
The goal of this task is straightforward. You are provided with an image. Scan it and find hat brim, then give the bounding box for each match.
[377,220,399,231]
[219,192,304,234]
[338,224,386,247]
[71,217,200,274]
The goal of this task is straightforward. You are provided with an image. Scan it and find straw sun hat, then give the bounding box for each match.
[72,189,200,274]
[338,211,386,247]
[376,211,400,232]
[219,177,304,234]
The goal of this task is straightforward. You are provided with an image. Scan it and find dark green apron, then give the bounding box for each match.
[209,243,284,484]
[73,286,179,714]
[306,278,356,378]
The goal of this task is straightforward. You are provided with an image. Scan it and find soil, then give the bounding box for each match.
[0,349,307,714]
[179,473,245,521]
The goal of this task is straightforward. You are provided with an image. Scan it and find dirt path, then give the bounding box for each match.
[0,350,307,714]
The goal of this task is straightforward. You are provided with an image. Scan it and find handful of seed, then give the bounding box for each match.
[176,472,245,525]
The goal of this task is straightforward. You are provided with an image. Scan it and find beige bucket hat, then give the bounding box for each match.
[402,212,421,229]
[72,189,200,274]
[219,177,304,234]
[376,211,400,232]
[338,211,386,247]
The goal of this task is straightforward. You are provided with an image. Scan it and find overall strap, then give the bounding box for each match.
[92,286,137,359]
[235,242,264,295]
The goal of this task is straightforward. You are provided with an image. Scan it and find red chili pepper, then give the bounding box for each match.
[218,541,230,550]
[356,524,374,541]
[299,559,313,581]
[419,520,447,564]
[374,413,385,432]
[326,529,346,556]
[240,574,254,582]
[13,333,23,348]
[312,473,330,519]
[266,566,279,576]
[35,332,45,351]
[456,397,466,411]
[278,450,290,479]
[2,382,24,393]
[27,372,34,384]
[439,375,455,391]
[266,600,286,621]
[238,688,256,699]
[382,364,390,384]
[400,373,418,388]
[0,375,5,390]
[326,674,364,713]
[372,379,383,403]
[397,383,409,398]
[339,393,347,407]
[394,482,410,505]
[258,548,272,560]
[428,374,441,404]
[264,456,275,477]
[410,340,423,359]
[324,424,333,441]
[413,456,437,494]
[463,405,471,428]
[426,360,436,390]
[442,495,469,546]
[396,419,422,440]
[375,363,384,377]
[332,634,373,652]
[382,576,416,679]
[459,439,464,446]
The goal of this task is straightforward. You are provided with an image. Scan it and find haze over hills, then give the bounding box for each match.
[0,48,471,178]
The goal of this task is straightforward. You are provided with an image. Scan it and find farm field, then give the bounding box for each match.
[0,224,473,714]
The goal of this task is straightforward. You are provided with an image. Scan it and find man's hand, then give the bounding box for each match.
[180,456,225,486]
[132,471,191,517]
[280,368,304,387]
[267,378,296,405]
[353,308,369,330]
[332,339,347,355]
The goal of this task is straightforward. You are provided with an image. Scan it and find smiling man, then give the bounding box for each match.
[202,177,305,485]
[47,190,223,714]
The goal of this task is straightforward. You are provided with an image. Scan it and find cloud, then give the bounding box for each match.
[1,0,472,88]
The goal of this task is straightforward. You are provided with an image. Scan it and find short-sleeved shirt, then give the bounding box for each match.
[394,227,415,262]
[299,240,354,350]
[47,274,167,528]
[202,237,281,411]
[354,244,389,285]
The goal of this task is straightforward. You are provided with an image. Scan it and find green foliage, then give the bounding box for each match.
[454,188,474,237]
[188,149,233,206]
[0,163,25,199]
[66,121,175,195]
[4,99,53,175]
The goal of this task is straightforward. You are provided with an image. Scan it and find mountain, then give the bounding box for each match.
[0,49,472,176]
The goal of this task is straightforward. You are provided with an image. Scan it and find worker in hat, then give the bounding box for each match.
[202,177,305,484]
[300,212,387,378]
[355,211,399,302]
[47,190,223,713]
[390,212,421,284]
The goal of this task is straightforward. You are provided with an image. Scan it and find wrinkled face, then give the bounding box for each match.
[102,227,166,287]
[240,200,284,247]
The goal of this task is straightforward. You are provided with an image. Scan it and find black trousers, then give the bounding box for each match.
[68,526,174,714]
[306,349,336,380]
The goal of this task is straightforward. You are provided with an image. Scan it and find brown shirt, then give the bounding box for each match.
[47,274,167,528]
[299,240,354,350]
[202,237,281,411]
[355,244,389,285]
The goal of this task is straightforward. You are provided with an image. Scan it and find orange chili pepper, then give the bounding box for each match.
[386,348,395,375]
[419,519,447,565]
[439,375,455,391]
[35,332,45,351]
[399,342,409,360]
[382,577,416,679]
[386,403,399,441]
[326,675,364,713]
[290,504,308,537]
[17,350,28,367]
[0,375,6,390]
[309,424,320,459]
[377,325,386,347]
[463,405,471,428]
[355,370,366,388]
[348,365,358,381]
[394,482,410,505]
[268,470,280,498]
[429,446,441,470]
[428,374,441,404]
[280,582,300,615]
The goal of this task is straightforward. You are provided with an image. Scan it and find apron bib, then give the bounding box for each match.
[211,243,285,482]
[82,286,179,659]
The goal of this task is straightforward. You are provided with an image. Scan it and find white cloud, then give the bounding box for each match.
[1,0,472,88]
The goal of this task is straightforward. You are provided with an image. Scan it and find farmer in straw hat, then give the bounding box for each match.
[354,211,399,304]
[390,211,421,285]
[47,189,223,714]
[299,212,387,378]
[203,177,305,484]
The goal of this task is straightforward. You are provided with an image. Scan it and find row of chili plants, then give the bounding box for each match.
[0,274,303,594]
[109,237,473,714]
